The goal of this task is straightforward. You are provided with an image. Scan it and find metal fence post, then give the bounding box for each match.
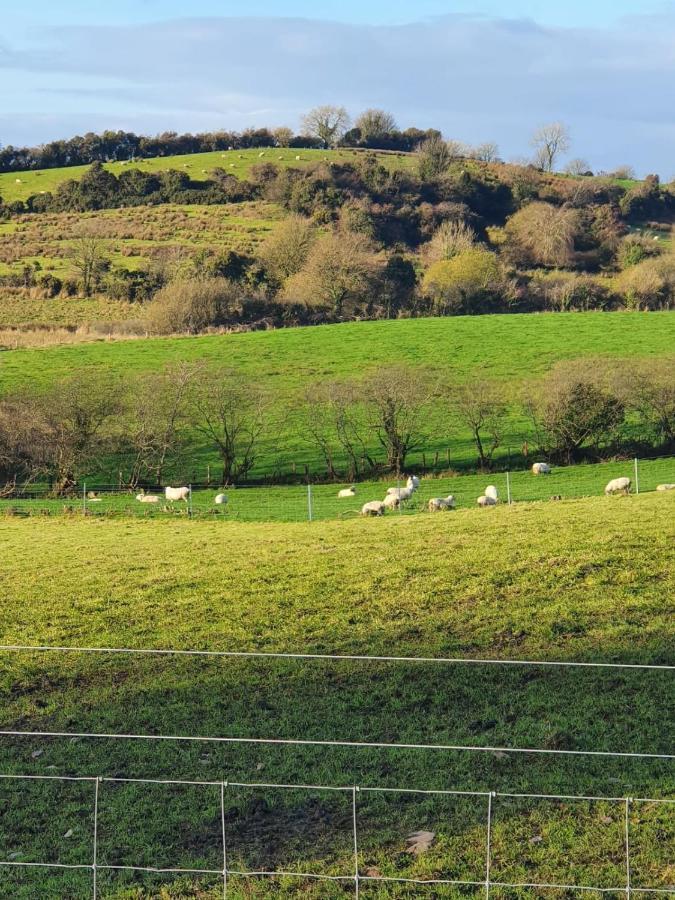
[352,786,360,898]
[634,458,640,495]
[485,791,494,899]
[92,776,100,899]
[83,482,87,517]
[220,781,228,898]
[307,483,313,522]
[188,484,193,518]
[506,471,512,506]
[625,797,632,900]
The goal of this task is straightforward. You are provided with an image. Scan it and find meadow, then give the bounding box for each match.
[0,495,672,897]
[0,148,416,205]
[1,312,674,477]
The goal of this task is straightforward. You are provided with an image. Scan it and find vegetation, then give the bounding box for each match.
[0,496,672,897]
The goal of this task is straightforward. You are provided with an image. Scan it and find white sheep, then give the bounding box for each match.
[407,475,421,491]
[383,493,403,510]
[214,493,228,505]
[428,495,456,512]
[361,500,385,517]
[605,477,631,496]
[338,486,356,498]
[656,484,675,492]
[136,493,160,503]
[532,463,551,476]
[385,486,414,502]
[165,486,190,502]
[295,155,301,160]
[477,495,497,508]
[484,485,499,502]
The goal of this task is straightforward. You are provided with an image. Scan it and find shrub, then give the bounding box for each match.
[423,248,504,314]
[144,278,243,334]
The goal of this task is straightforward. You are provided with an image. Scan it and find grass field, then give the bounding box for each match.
[0,312,673,477]
[0,148,416,205]
[0,495,672,897]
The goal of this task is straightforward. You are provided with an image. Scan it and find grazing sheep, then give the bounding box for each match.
[214,493,228,505]
[295,155,301,160]
[338,486,356,498]
[532,463,551,476]
[383,493,403,510]
[484,485,499,502]
[407,475,421,491]
[477,495,497,508]
[605,477,631,496]
[361,500,385,517]
[385,486,414,502]
[165,486,190,502]
[657,484,675,492]
[136,493,160,503]
[428,495,456,512]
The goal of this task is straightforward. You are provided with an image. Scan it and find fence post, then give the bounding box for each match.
[307,483,313,522]
[506,471,512,506]
[188,484,193,518]
[634,458,640,495]
[625,797,632,900]
[82,482,87,517]
[485,791,494,899]
[352,786,360,898]
[92,776,100,899]
[220,781,228,898]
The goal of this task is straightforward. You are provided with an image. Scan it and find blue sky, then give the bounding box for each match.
[2,2,674,175]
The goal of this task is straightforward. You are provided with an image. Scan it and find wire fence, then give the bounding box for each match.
[1,456,674,523]
[0,773,673,898]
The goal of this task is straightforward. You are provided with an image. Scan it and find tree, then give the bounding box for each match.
[424,220,477,263]
[189,369,269,484]
[273,126,294,148]
[301,106,351,148]
[144,278,243,334]
[531,122,571,172]
[620,359,675,449]
[283,232,379,318]
[302,380,374,480]
[452,380,508,469]
[362,365,435,473]
[471,142,500,162]
[527,365,625,463]
[416,134,453,180]
[354,109,397,143]
[504,202,580,268]
[70,227,110,296]
[423,248,504,314]
[259,215,317,287]
[565,158,592,176]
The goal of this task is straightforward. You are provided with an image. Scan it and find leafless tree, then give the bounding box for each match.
[452,380,507,470]
[354,108,397,141]
[301,105,351,148]
[302,380,375,480]
[70,227,110,296]
[273,126,294,147]
[531,122,571,172]
[259,215,317,287]
[565,158,591,176]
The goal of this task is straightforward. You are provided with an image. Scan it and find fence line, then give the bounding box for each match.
[2,642,672,671]
[0,773,672,897]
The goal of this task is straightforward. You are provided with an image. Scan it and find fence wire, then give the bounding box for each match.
[0,773,672,898]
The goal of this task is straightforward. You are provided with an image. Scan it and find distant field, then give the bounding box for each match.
[0,312,673,477]
[0,147,416,204]
[0,201,284,279]
[0,495,672,897]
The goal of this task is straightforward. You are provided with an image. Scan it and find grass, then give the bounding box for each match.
[0,312,674,477]
[0,148,417,205]
[0,494,673,897]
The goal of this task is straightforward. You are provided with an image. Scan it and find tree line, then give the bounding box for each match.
[0,357,672,495]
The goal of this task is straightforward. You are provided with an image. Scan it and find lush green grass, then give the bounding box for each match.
[1,312,674,477]
[0,495,673,897]
[0,148,416,204]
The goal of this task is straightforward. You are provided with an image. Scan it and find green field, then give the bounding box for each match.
[1,312,673,477]
[0,148,416,205]
[0,495,673,897]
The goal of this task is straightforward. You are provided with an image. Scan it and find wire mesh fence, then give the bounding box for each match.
[0,456,673,523]
[0,773,673,898]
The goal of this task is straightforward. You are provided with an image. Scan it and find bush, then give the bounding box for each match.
[423,248,504,314]
[143,278,243,334]
[615,257,675,310]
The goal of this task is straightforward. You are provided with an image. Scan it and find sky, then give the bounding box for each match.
[2,1,674,175]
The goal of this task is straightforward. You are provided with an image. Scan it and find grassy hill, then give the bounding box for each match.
[1,312,674,477]
[0,148,416,205]
[0,494,672,897]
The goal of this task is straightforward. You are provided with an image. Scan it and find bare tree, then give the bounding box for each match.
[190,369,269,484]
[505,202,580,268]
[259,215,317,287]
[354,109,397,142]
[302,380,375,480]
[531,122,571,172]
[471,142,500,162]
[70,227,110,296]
[424,219,477,263]
[452,380,507,470]
[273,126,294,148]
[565,158,591,176]
[362,365,435,473]
[416,134,453,180]
[301,105,351,148]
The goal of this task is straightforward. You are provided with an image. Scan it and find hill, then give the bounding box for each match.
[0,494,672,897]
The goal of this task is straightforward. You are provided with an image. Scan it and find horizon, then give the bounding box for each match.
[1,3,674,177]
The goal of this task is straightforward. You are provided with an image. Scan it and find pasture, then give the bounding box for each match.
[0,148,416,205]
[0,312,674,476]
[0,494,673,897]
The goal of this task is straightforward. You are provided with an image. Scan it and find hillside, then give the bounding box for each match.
[0,495,672,897]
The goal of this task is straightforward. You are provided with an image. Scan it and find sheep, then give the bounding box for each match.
[338,486,356,498]
[295,155,302,160]
[550,495,563,502]
[532,462,551,476]
[406,475,421,491]
[383,493,403,510]
[484,485,499,502]
[214,493,228,505]
[258,151,265,157]
[477,495,497,508]
[605,477,631,496]
[656,484,675,492]
[385,486,414,502]
[428,495,456,512]
[165,486,190,502]
[136,493,160,503]
[361,500,385,517]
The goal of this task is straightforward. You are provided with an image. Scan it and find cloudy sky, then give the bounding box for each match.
[2,1,674,176]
